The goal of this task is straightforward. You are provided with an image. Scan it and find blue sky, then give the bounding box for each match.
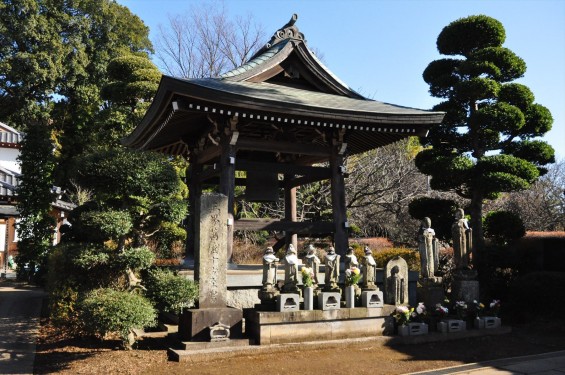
[118,0,565,159]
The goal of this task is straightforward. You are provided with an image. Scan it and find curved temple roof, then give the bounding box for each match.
[124,14,444,159]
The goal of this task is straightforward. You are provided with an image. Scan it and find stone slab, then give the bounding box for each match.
[179,338,249,351]
[178,307,243,342]
[169,327,513,363]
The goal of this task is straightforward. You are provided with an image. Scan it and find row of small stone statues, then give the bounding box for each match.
[261,244,409,306]
[261,244,378,292]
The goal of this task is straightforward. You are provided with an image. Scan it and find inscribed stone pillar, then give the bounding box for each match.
[196,193,228,308]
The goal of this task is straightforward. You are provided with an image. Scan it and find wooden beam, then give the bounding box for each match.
[287,173,331,188]
[234,219,334,234]
[196,145,221,164]
[237,137,330,156]
[236,160,329,178]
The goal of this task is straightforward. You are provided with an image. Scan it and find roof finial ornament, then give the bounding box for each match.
[264,13,304,49]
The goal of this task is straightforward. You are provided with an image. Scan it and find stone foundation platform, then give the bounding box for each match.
[244,306,396,345]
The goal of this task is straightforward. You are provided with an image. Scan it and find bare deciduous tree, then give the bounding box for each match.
[154,2,265,78]
[346,138,429,243]
[501,160,565,231]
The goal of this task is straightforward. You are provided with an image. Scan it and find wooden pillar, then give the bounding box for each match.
[284,174,298,251]
[219,139,236,263]
[186,161,202,263]
[330,143,348,256]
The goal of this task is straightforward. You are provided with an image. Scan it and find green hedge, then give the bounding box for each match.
[505,271,565,323]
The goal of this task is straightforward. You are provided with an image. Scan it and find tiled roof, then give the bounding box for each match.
[185,78,437,117]
[0,122,23,144]
[0,167,19,197]
[220,40,289,79]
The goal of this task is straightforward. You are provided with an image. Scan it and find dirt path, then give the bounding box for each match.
[34,321,565,375]
[0,281,46,375]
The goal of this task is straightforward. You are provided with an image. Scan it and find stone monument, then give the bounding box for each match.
[323,246,341,292]
[384,256,408,305]
[179,193,242,341]
[258,247,280,303]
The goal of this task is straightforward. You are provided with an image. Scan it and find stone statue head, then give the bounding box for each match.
[346,247,354,255]
[264,246,274,255]
[391,265,399,276]
[455,208,465,220]
[327,246,335,255]
[287,244,296,255]
[364,246,372,255]
[422,217,431,228]
[306,244,316,255]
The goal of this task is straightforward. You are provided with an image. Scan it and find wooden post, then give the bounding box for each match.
[284,174,298,252]
[219,138,236,263]
[330,143,348,256]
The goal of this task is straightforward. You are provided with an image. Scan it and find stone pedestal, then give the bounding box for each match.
[318,292,341,310]
[361,290,383,308]
[178,307,243,341]
[276,293,299,312]
[452,270,479,303]
[417,283,445,309]
[245,306,395,345]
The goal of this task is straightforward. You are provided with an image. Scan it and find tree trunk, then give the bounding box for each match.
[469,189,484,268]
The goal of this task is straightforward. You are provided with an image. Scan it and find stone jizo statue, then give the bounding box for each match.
[385,256,408,305]
[361,246,377,290]
[344,247,359,270]
[324,246,340,292]
[261,247,279,290]
[418,217,439,279]
[303,244,321,286]
[452,208,472,269]
[283,244,299,292]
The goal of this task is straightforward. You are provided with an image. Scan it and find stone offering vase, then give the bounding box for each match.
[303,286,314,310]
[345,285,355,308]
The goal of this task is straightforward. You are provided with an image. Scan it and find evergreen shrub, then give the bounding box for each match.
[79,288,156,347]
[144,267,198,314]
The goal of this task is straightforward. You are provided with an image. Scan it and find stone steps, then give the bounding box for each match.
[168,326,512,363]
